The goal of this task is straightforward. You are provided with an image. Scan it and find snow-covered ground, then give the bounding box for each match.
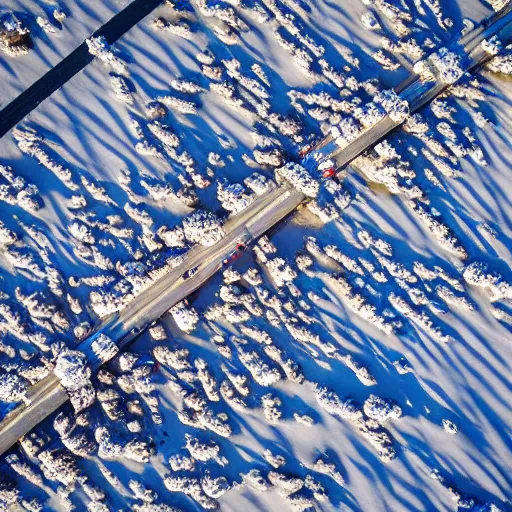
[0,0,131,107]
[0,0,511,510]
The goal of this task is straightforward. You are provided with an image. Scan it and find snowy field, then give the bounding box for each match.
[0,0,511,511]
[0,0,132,108]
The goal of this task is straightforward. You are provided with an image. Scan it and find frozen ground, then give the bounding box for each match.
[0,0,131,108]
[0,0,511,511]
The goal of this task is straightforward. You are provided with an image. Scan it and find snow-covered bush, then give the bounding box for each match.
[13,128,78,191]
[361,12,381,31]
[125,438,155,462]
[326,274,394,334]
[110,74,133,103]
[201,473,229,499]
[408,200,467,259]
[171,78,202,94]
[217,182,254,214]
[169,300,199,333]
[0,221,17,248]
[54,350,91,391]
[307,200,340,223]
[276,163,320,197]
[149,323,167,341]
[414,47,464,84]
[185,434,226,465]
[242,469,272,491]
[344,356,377,386]
[153,345,191,371]
[487,50,512,74]
[267,471,304,497]
[169,452,195,472]
[363,395,402,423]
[373,49,400,70]
[331,117,363,148]
[265,257,297,287]
[86,36,128,74]
[463,262,512,302]
[68,383,96,413]
[261,393,282,424]
[158,226,186,248]
[164,475,218,509]
[0,371,28,403]
[0,15,30,56]
[69,222,95,244]
[253,148,284,168]
[0,165,42,212]
[158,95,198,114]
[5,454,43,488]
[95,427,123,460]
[36,16,56,34]
[394,358,413,375]
[0,477,20,510]
[442,419,458,434]
[315,386,362,420]
[238,348,282,386]
[436,285,474,311]
[311,456,345,486]
[182,210,224,247]
[481,36,502,56]
[53,413,96,457]
[389,292,451,343]
[129,479,158,503]
[53,9,67,22]
[244,173,276,196]
[90,333,119,364]
[38,449,81,486]
[486,0,511,11]
[373,89,409,123]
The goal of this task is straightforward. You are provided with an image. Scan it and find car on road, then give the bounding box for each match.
[182,265,199,280]
[311,156,337,180]
[223,241,247,266]
[298,141,316,158]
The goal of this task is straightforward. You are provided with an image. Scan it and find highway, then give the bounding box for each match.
[0,183,305,455]
[0,4,512,457]
[312,4,512,170]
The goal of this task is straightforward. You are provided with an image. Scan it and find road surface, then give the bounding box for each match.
[0,183,305,456]
[1,5,512,457]
[309,4,512,170]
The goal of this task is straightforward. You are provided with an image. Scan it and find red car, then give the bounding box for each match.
[321,167,336,179]
[223,242,246,266]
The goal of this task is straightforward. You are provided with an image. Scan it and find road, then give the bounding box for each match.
[310,4,512,170]
[0,183,305,455]
[1,5,512,457]
[0,0,164,138]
